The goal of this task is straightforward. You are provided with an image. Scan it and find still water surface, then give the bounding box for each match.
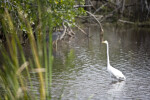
[36,24,150,100]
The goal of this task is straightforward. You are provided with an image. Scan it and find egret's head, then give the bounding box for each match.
[102,40,108,44]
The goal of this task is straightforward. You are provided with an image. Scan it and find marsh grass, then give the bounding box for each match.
[0,6,53,100]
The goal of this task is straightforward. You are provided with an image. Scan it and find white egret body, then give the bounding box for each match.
[102,40,126,81]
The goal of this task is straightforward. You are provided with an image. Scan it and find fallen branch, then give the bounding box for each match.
[118,19,134,24]
[118,19,150,27]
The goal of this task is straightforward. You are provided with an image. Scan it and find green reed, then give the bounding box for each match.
[0,6,53,100]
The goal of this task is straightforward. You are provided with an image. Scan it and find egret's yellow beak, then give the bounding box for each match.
[102,41,105,43]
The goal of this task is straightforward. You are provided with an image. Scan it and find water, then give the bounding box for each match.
[21,24,150,100]
[51,24,150,100]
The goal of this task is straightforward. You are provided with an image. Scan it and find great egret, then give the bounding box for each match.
[102,40,126,81]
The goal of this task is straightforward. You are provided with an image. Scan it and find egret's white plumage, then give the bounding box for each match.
[102,40,126,81]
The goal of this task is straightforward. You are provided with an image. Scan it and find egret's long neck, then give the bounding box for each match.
[106,42,110,67]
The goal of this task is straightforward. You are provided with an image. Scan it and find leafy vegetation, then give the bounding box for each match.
[0,0,85,99]
[0,0,85,35]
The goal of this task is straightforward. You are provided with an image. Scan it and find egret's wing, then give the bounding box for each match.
[110,66,126,80]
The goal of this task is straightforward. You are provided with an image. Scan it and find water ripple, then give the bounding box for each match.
[51,25,150,100]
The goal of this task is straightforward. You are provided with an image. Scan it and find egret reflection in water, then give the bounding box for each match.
[107,81,125,99]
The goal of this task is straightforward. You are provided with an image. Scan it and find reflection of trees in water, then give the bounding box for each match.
[113,26,150,71]
[114,26,150,50]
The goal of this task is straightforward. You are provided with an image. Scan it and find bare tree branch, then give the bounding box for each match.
[86,11,104,32]
[74,24,87,35]
[93,3,108,14]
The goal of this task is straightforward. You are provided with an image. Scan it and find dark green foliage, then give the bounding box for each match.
[0,0,85,35]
